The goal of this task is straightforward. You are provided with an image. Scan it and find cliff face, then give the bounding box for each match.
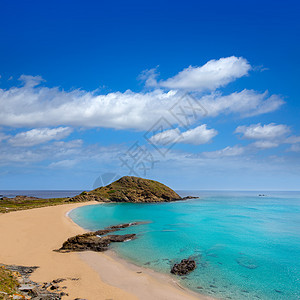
[69,176,181,203]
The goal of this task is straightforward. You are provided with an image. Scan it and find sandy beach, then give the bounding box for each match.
[0,202,212,300]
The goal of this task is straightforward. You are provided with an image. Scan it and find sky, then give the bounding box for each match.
[0,0,299,190]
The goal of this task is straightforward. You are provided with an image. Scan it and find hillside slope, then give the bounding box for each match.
[70,176,182,203]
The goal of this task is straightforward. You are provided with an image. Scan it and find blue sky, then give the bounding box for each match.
[0,0,299,190]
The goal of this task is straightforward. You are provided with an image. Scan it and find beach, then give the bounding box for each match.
[0,202,211,300]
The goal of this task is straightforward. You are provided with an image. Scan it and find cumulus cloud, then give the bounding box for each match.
[145,56,251,91]
[8,127,73,147]
[149,125,217,145]
[235,123,290,140]
[234,123,300,150]
[0,77,283,130]
[202,90,284,117]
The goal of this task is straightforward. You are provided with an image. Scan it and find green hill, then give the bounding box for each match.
[70,176,182,203]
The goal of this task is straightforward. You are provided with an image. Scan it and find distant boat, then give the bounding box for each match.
[258,194,267,197]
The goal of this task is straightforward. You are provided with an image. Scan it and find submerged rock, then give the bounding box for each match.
[170,258,196,275]
[236,256,259,269]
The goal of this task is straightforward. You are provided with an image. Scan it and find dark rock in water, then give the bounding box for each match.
[181,196,198,200]
[55,222,140,253]
[275,289,283,294]
[236,256,258,269]
[170,259,196,275]
[56,233,136,252]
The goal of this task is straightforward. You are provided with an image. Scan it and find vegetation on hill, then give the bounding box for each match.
[0,195,73,213]
[0,266,19,299]
[70,176,181,203]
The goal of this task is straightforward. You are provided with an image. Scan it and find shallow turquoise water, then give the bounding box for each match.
[69,191,300,300]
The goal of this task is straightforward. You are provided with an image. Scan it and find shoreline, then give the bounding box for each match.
[0,202,213,300]
[67,202,213,300]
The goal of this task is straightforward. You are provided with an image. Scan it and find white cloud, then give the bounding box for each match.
[19,75,45,87]
[285,136,300,144]
[8,127,73,147]
[252,140,279,149]
[235,123,290,140]
[202,145,245,158]
[149,125,217,145]
[49,159,78,168]
[0,76,283,130]
[149,128,182,146]
[0,132,9,142]
[0,137,123,166]
[288,144,300,152]
[146,56,251,91]
[202,90,284,117]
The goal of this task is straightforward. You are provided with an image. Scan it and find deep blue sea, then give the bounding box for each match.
[68,191,300,300]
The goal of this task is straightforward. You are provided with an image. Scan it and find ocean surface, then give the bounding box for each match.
[0,190,83,198]
[68,190,300,300]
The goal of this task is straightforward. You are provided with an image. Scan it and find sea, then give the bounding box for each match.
[2,190,300,299]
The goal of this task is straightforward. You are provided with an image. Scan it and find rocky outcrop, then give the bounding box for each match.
[68,176,196,203]
[55,222,142,253]
[0,264,63,299]
[170,259,196,275]
[181,196,199,200]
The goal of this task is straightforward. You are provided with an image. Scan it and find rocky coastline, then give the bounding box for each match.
[55,222,144,253]
[0,264,67,300]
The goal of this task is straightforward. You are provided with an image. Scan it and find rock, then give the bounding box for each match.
[42,282,51,289]
[236,256,258,269]
[52,278,66,283]
[50,284,59,290]
[18,284,36,291]
[57,233,136,252]
[170,259,196,275]
[1,264,62,300]
[55,222,140,253]
[181,196,198,200]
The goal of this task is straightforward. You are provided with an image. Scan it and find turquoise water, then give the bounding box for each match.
[69,191,300,300]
